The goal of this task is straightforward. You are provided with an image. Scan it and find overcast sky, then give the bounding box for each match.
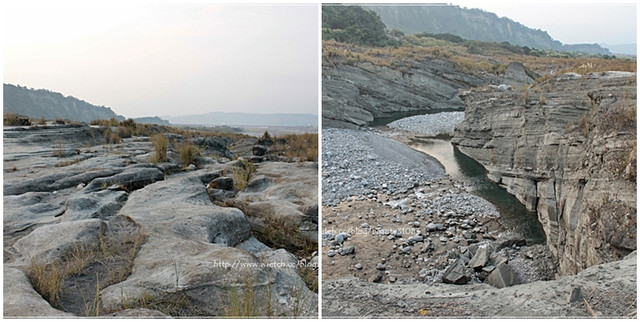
[3,2,319,118]
[450,1,637,46]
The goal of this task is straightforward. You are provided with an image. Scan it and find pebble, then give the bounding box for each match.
[339,246,355,256]
[355,263,363,270]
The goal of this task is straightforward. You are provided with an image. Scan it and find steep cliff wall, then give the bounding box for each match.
[322,45,484,128]
[452,71,636,275]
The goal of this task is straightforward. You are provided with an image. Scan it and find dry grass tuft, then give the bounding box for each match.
[232,160,256,191]
[178,142,198,167]
[150,134,168,163]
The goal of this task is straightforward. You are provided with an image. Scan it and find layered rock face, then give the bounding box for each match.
[453,71,637,274]
[322,47,484,128]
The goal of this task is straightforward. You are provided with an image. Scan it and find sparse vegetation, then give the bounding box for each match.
[150,134,169,163]
[521,86,530,105]
[116,291,206,317]
[232,160,256,191]
[103,128,122,144]
[268,133,319,162]
[4,113,31,126]
[539,94,546,105]
[29,259,64,305]
[226,276,260,317]
[577,112,590,136]
[28,227,146,316]
[178,142,198,167]
[53,142,65,157]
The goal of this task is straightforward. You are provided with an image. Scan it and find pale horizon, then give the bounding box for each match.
[3,3,319,118]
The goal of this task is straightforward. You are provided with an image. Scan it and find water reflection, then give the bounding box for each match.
[411,138,546,244]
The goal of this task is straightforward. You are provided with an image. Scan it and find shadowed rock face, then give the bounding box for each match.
[322,52,484,128]
[453,71,637,275]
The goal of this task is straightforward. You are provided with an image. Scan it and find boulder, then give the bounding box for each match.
[207,176,234,191]
[13,219,106,265]
[486,263,520,288]
[119,176,251,246]
[251,145,267,156]
[442,259,470,285]
[469,244,491,271]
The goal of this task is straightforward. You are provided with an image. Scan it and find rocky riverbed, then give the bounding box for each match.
[3,124,318,318]
[322,107,634,317]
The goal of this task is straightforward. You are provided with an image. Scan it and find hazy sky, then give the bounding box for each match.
[3,2,319,118]
[450,1,637,46]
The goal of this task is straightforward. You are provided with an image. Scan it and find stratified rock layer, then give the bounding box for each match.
[453,71,637,274]
[322,44,483,127]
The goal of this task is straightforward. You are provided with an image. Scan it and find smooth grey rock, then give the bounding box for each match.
[190,136,232,159]
[62,190,128,221]
[243,175,274,193]
[83,167,164,193]
[13,219,106,265]
[322,54,482,127]
[3,266,74,317]
[4,192,67,234]
[119,176,251,246]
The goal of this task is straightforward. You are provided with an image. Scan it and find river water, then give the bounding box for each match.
[409,138,546,244]
[375,111,546,245]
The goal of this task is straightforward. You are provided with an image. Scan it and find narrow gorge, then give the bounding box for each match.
[452,71,637,275]
[321,38,636,317]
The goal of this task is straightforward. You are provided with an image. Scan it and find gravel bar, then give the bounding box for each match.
[322,128,445,205]
[387,112,464,136]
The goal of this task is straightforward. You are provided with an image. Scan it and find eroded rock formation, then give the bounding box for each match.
[453,71,637,274]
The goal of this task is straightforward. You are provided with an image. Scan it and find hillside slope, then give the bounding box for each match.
[3,84,124,122]
[365,4,610,55]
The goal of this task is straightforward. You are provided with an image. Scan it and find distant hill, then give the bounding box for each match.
[133,116,171,125]
[322,4,400,47]
[3,84,124,122]
[165,112,318,127]
[364,4,611,55]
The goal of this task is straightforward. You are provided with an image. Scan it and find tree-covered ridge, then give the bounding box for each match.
[322,4,400,47]
[365,4,611,55]
[3,84,124,122]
